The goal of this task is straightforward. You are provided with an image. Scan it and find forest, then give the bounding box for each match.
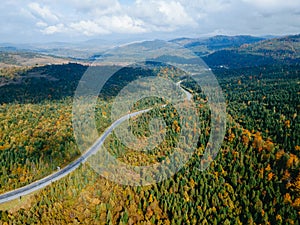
[0,61,299,224]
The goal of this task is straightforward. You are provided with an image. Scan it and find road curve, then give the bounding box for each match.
[0,81,191,204]
[176,81,193,101]
[0,109,150,204]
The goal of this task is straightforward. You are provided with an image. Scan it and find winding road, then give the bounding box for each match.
[0,109,150,204]
[0,82,191,204]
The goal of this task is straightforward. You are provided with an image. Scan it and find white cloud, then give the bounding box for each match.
[36,21,48,27]
[131,0,196,32]
[42,23,65,34]
[63,0,121,12]
[28,2,59,23]
[22,0,239,37]
[98,15,147,33]
[76,0,121,15]
[242,0,300,12]
[0,0,299,42]
[68,15,146,36]
[181,0,231,13]
[70,20,110,36]
[158,1,196,27]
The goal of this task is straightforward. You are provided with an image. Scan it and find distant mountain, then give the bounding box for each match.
[88,39,204,65]
[0,38,134,59]
[169,37,196,46]
[0,35,268,61]
[187,35,265,50]
[1,34,299,68]
[238,34,300,61]
[202,34,300,68]
[0,51,71,67]
[170,35,266,57]
[202,50,277,69]
[0,42,88,59]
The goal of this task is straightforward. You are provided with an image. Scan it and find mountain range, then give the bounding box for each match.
[0,34,299,68]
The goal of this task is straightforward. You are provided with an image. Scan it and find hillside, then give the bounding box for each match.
[171,35,265,57]
[0,38,299,224]
[202,34,300,68]
[239,34,300,60]
[0,51,71,67]
[0,61,299,225]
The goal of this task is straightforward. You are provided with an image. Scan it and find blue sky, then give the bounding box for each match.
[1,0,300,43]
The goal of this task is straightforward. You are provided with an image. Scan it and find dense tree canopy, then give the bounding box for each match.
[0,63,299,224]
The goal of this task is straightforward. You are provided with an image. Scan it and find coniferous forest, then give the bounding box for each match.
[0,59,299,225]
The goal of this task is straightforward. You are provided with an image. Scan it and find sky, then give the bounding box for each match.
[0,0,300,43]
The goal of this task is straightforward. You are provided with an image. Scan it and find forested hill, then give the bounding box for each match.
[239,34,300,60]
[0,51,70,67]
[202,34,300,68]
[171,35,265,57]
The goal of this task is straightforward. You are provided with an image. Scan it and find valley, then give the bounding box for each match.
[0,35,299,224]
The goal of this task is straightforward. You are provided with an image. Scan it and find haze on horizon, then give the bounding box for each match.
[1,0,300,44]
